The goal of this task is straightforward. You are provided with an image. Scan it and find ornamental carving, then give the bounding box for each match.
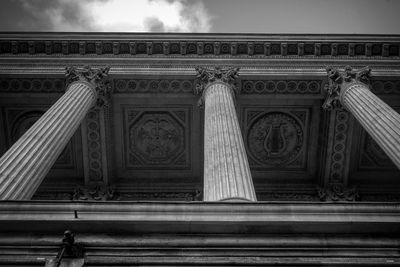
[327,110,352,184]
[194,66,240,106]
[34,188,202,201]
[85,108,106,182]
[65,65,111,106]
[323,66,371,109]
[1,40,399,58]
[73,185,118,201]
[247,112,304,166]
[2,78,399,95]
[317,184,359,202]
[242,80,321,94]
[113,79,193,93]
[126,109,189,168]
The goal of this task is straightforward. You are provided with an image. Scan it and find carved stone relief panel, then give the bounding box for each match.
[123,107,191,170]
[244,108,309,169]
[5,108,76,169]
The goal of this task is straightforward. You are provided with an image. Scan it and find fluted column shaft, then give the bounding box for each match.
[203,81,257,201]
[323,66,400,170]
[341,82,400,168]
[0,66,110,200]
[0,82,96,200]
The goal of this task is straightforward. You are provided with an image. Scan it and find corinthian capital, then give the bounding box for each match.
[65,65,111,106]
[322,66,371,110]
[194,66,240,106]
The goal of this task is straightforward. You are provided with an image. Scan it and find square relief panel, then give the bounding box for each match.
[123,106,191,170]
[243,108,310,170]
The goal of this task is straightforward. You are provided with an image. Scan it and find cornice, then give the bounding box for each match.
[0,33,399,59]
[1,32,400,40]
[0,201,399,234]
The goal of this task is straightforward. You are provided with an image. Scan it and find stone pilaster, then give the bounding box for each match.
[0,66,110,200]
[195,67,257,201]
[323,66,400,169]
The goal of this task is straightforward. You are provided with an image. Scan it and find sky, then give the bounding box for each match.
[0,0,399,34]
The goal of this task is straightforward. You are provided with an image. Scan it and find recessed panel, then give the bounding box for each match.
[244,108,310,170]
[124,108,190,170]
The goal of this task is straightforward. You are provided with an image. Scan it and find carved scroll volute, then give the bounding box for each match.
[194,66,240,107]
[322,66,371,110]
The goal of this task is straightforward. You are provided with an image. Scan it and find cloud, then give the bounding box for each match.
[17,0,212,32]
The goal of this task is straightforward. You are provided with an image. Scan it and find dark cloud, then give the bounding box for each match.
[16,0,96,31]
[144,17,166,32]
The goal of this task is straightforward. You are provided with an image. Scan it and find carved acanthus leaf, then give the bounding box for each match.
[72,185,118,201]
[317,184,360,202]
[323,66,371,110]
[194,66,240,106]
[65,65,111,106]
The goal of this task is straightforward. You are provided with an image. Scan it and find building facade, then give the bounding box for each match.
[0,33,399,266]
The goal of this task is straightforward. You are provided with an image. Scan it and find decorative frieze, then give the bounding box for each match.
[241,80,321,94]
[113,79,193,93]
[370,80,400,94]
[1,39,399,58]
[257,192,319,201]
[1,78,399,95]
[34,187,202,201]
[0,78,64,92]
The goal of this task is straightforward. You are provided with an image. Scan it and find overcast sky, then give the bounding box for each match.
[0,0,399,34]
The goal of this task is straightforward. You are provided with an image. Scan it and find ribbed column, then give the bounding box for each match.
[341,82,400,168]
[323,66,400,169]
[0,66,110,200]
[196,67,256,201]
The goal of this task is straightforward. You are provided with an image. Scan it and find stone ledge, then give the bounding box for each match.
[0,234,399,265]
[0,201,399,234]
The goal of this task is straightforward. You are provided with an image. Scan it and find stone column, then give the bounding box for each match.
[195,67,257,201]
[323,66,400,169]
[0,66,110,200]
